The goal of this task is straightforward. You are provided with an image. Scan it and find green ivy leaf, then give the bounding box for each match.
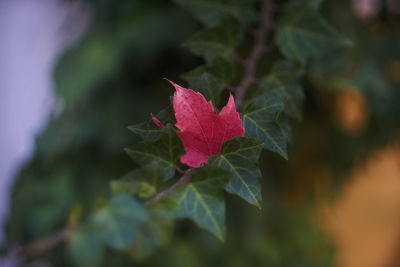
[276,4,350,64]
[278,115,293,142]
[262,60,304,121]
[110,162,165,199]
[185,72,225,104]
[125,124,184,180]
[91,194,148,249]
[242,93,287,159]
[68,225,104,267]
[210,137,263,208]
[183,57,234,85]
[182,17,243,62]
[171,166,230,241]
[128,107,172,142]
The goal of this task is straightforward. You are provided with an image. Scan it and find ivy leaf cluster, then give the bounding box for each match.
[67,0,350,265]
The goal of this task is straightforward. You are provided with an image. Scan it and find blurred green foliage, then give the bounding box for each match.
[3,0,400,266]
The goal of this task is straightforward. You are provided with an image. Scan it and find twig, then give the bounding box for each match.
[145,168,197,205]
[174,165,185,174]
[234,0,273,107]
[15,227,73,260]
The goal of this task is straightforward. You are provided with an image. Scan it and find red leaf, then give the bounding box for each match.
[167,79,244,168]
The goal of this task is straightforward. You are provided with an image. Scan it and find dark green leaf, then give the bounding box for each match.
[278,115,293,142]
[210,137,263,208]
[183,57,234,85]
[185,72,225,104]
[128,107,172,142]
[242,93,287,159]
[125,124,184,180]
[171,166,230,240]
[91,194,148,249]
[182,17,242,62]
[290,0,324,10]
[172,0,256,27]
[276,5,350,64]
[262,60,304,121]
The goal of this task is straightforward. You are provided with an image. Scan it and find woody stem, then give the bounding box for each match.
[234,0,273,107]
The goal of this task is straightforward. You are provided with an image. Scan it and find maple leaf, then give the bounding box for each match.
[161,79,244,168]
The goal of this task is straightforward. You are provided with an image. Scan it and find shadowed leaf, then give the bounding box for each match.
[172,0,256,27]
[276,4,350,64]
[262,60,304,121]
[183,17,242,62]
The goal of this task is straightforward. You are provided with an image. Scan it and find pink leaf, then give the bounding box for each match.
[167,79,244,168]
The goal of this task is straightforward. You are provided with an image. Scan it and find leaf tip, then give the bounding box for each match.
[283,153,289,160]
[164,78,184,93]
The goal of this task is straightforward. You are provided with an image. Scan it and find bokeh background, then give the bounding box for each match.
[1,0,400,266]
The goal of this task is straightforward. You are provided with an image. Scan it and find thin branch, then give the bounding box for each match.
[234,0,273,107]
[145,168,197,205]
[174,165,185,174]
[15,227,73,260]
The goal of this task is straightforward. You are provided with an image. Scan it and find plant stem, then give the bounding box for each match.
[15,228,73,260]
[145,168,197,205]
[234,0,273,107]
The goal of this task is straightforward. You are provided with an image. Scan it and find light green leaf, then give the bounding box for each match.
[68,225,104,267]
[210,137,263,208]
[110,162,165,199]
[171,166,230,240]
[276,5,350,64]
[242,93,287,159]
[182,17,242,62]
[91,194,148,249]
[125,124,184,180]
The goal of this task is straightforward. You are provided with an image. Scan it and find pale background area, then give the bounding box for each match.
[0,0,88,247]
